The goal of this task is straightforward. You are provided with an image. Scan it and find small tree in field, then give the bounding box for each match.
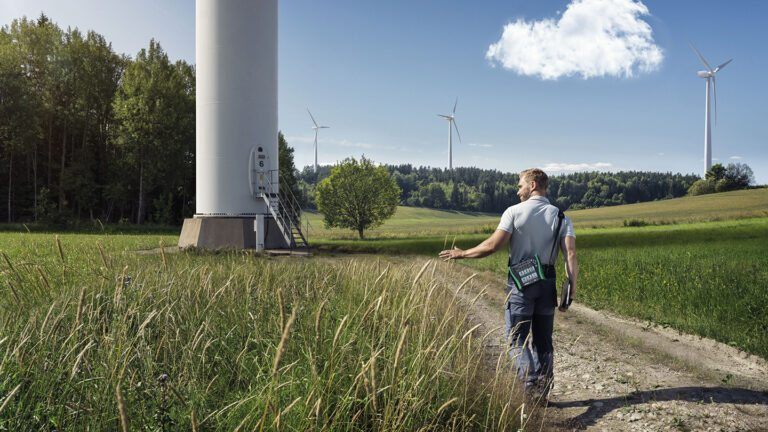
[316,157,400,239]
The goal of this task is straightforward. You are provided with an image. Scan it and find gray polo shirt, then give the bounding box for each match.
[497,196,575,265]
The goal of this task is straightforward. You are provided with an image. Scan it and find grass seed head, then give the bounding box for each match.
[272,308,297,376]
[116,385,129,432]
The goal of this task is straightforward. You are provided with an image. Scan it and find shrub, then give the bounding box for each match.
[623,218,649,227]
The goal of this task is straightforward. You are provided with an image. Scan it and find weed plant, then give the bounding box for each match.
[0,233,530,430]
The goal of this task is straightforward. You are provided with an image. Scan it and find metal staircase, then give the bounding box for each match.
[251,169,310,250]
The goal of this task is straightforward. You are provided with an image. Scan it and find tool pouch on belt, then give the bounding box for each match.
[508,255,545,291]
[507,210,565,292]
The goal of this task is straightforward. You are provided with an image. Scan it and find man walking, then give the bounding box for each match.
[439,168,578,398]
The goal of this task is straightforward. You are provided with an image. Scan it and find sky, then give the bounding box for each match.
[2,0,767,183]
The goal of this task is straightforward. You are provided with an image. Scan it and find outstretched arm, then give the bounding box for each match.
[439,229,511,260]
[559,235,578,311]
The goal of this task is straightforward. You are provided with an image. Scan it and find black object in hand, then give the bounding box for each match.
[560,280,572,310]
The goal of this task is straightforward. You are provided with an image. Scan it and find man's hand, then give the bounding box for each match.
[438,230,510,261]
[439,247,465,261]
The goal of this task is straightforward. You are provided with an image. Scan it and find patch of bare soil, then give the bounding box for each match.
[435,260,768,432]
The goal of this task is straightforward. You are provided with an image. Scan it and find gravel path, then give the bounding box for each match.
[437,260,768,432]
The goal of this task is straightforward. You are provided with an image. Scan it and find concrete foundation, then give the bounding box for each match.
[179,217,289,250]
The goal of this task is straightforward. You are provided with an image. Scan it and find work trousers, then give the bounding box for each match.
[505,271,557,386]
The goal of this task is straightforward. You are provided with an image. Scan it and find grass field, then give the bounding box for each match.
[567,188,768,228]
[459,218,768,359]
[306,188,768,240]
[0,233,530,430]
[304,206,500,239]
[312,217,768,360]
[1,188,766,428]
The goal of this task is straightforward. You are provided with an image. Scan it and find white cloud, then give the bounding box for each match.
[542,162,613,171]
[468,142,493,148]
[730,155,743,160]
[486,0,663,80]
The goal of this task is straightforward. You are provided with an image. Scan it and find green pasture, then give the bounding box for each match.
[314,218,768,359]
[304,206,500,239]
[306,188,768,240]
[0,232,529,430]
[566,187,768,228]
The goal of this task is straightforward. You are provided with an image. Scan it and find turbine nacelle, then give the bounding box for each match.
[697,70,711,78]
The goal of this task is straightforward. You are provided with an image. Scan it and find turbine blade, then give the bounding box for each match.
[687,40,713,72]
[307,108,318,127]
[714,58,733,73]
[712,76,717,125]
[319,126,330,129]
[452,97,458,115]
[452,119,462,143]
[438,114,451,119]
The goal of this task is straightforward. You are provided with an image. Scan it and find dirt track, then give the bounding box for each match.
[437,260,768,432]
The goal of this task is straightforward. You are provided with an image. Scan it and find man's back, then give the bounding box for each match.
[497,196,574,265]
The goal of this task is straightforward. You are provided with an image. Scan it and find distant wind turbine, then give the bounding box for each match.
[307,108,329,173]
[688,40,732,175]
[438,97,461,170]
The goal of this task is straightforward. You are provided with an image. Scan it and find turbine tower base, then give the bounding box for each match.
[179,216,289,250]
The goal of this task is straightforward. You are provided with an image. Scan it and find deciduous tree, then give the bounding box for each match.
[316,157,400,239]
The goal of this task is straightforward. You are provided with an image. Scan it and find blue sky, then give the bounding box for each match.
[3,0,767,183]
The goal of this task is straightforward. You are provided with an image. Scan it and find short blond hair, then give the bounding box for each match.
[520,168,549,192]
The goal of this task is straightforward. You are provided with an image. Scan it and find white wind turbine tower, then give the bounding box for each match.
[307,108,329,173]
[688,40,732,175]
[438,97,462,170]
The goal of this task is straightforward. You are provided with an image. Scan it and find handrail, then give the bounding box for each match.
[277,171,310,244]
[259,171,310,248]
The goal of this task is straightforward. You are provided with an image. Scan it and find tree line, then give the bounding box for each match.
[0,14,195,225]
[299,165,703,213]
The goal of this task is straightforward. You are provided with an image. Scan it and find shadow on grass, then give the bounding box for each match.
[549,386,768,430]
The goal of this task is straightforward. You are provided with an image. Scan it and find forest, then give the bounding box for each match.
[0,15,194,225]
[298,166,701,213]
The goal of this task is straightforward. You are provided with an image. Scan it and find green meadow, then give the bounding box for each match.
[566,187,768,228]
[310,190,768,360]
[0,233,529,430]
[306,187,768,240]
[304,206,500,239]
[459,218,768,359]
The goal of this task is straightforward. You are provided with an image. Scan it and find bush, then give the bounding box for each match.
[687,179,716,196]
[691,163,755,196]
[476,223,497,234]
[623,218,649,227]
